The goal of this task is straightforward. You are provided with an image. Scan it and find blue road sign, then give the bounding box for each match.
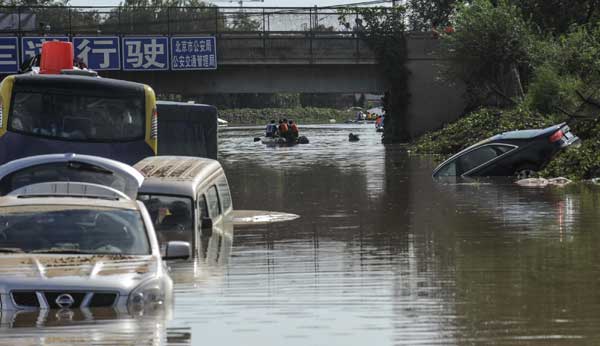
[0,37,19,74]
[170,37,217,70]
[21,36,69,62]
[73,37,120,70]
[123,37,169,71]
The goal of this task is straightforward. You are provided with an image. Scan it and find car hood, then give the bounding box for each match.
[0,254,159,293]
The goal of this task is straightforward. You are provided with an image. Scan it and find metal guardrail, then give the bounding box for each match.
[0,6,391,35]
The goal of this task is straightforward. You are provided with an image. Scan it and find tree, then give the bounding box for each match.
[407,0,459,31]
[443,0,533,108]
[510,0,600,35]
[1,0,69,5]
[339,6,411,143]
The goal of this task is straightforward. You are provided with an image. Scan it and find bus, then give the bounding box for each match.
[156,101,217,159]
[0,73,157,165]
[0,41,157,165]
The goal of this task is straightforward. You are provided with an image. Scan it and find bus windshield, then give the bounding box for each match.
[9,91,145,142]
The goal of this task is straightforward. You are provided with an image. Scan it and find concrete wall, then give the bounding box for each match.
[404,34,466,138]
[103,64,385,94]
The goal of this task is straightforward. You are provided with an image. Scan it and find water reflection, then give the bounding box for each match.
[4,124,600,345]
[213,125,600,344]
[0,310,189,346]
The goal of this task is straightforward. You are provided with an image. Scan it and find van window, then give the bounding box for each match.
[216,176,232,211]
[206,185,221,218]
[198,194,209,220]
[138,194,193,245]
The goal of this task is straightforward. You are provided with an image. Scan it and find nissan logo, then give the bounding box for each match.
[55,294,75,309]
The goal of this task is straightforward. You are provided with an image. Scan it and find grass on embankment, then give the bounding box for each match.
[218,107,356,125]
[411,106,600,180]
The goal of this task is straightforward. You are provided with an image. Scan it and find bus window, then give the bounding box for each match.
[9,91,144,142]
[206,185,221,218]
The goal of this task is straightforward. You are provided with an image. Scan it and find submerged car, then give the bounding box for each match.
[0,154,191,313]
[432,123,580,178]
[134,156,234,257]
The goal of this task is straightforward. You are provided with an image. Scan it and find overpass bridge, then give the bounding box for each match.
[0,5,465,136]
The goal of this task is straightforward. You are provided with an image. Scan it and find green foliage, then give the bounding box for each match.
[443,0,534,106]
[511,0,600,35]
[407,0,459,31]
[1,0,68,5]
[218,107,355,125]
[542,116,600,179]
[525,64,582,115]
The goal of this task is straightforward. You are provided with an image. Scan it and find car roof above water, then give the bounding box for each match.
[491,123,563,141]
[134,156,224,197]
[0,195,140,211]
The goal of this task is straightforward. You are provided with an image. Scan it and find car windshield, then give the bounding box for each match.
[138,194,193,244]
[0,205,150,255]
[9,91,145,142]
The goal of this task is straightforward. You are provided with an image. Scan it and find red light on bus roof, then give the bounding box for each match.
[40,41,74,75]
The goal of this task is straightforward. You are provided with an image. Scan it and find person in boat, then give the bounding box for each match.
[288,120,299,141]
[265,119,277,138]
[375,115,383,127]
[278,119,289,139]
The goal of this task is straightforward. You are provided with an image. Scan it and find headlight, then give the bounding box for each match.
[128,279,166,312]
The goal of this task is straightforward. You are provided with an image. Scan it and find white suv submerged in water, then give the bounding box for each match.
[0,154,190,318]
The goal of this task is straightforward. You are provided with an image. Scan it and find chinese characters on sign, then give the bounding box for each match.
[0,38,19,73]
[123,37,169,71]
[170,37,217,70]
[21,36,69,62]
[73,37,120,70]
[1,36,217,73]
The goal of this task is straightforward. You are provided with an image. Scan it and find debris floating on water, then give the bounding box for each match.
[233,210,300,226]
[516,177,572,187]
[516,178,549,187]
[548,177,572,187]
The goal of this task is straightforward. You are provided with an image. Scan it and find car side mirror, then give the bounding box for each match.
[163,241,191,260]
[201,217,213,237]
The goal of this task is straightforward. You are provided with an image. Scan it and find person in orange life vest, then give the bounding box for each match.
[288,120,299,140]
[278,119,289,138]
[375,115,383,126]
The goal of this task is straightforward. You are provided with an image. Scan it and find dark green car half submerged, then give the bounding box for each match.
[432,123,580,178]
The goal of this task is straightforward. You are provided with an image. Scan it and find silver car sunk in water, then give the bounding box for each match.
[0,154,191,318]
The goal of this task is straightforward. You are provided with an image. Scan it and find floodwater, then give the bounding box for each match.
[3,123,600,345]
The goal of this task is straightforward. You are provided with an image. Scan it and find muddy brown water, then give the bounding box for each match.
[3,123,600,345]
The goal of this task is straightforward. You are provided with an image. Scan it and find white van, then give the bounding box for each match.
[134,156,233,258]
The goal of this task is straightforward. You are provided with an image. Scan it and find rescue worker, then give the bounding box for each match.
[278,119,289,138]
[288,120,299,141]
[265,119,277,138]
